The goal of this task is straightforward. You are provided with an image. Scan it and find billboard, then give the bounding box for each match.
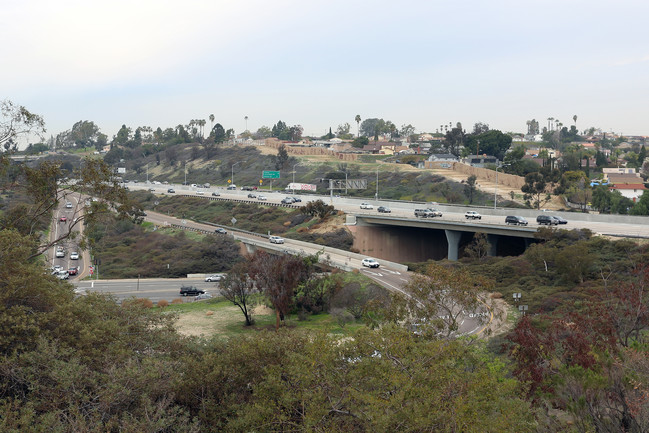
[286,183,317,191]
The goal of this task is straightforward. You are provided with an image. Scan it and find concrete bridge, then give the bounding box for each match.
[349,214,537,262]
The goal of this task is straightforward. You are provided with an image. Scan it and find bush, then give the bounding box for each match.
[331,307,354,328]
[158,299,169,308]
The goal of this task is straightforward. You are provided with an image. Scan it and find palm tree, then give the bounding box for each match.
[244,116,249,132]
[573,114,578,130]
[209,114,214,134]
[355,115,361,137]
[548,117,554,131]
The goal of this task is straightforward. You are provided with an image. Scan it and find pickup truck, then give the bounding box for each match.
[179,285,206,296]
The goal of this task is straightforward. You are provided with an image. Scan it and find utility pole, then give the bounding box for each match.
[375,166,379,200]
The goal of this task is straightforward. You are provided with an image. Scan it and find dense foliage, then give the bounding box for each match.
[0,228,535,432]
[85,217,241,278]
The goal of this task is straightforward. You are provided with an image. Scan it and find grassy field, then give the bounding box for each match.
[166,297,367,340]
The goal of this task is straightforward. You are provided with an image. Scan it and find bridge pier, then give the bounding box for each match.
[445,229,462,261]
[487,234,499,256]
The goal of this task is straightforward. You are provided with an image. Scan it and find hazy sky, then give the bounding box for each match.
[3,0,649,142]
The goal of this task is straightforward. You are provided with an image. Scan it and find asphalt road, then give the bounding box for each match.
[73,277,217,303]
[50,193,89,280]
[133,182,649,238]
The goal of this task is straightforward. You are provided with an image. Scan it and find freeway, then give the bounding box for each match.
[131,182,649,238]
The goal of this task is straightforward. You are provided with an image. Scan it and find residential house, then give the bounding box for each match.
[609,184,646,202]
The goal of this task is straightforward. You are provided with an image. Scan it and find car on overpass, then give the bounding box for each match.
[269,235,285,244]
[361,258,380,268]
[505,216,528,226]
[465,211,482,220]
[537,215,558,225]
[360,203,374,210]
[377,206,391,213]
[214,227,227,234]
[552,216,568,224]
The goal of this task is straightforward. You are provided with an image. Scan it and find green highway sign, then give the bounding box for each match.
[262,170,280,179]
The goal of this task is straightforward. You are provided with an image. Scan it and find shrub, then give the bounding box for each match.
[331,307,354,328]
[171,298,183,304]
[157,299,169,308]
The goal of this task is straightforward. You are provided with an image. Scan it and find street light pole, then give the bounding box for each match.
[292,162,302,193]
[494,166,499,209]
[375,166,379,200]
[184,162,187,186]
[232,160,245,187]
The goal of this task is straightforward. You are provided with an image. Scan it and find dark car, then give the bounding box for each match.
[214,228,227,234]
[552,216,568,224]
[537,215,558,225]
[167,188,175,193]
[377,206,391,213]
[242,186,254,191]
[505,216,528,226]
[291,197,302,202]
[180,285,205,296]
[67,267,78,276]
[211,192,220,196]
[247,193,257,198]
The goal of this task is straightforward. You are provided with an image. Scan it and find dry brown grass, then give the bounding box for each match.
[174,304,246,337]
[171,298,183,304]
[158,299,169,308]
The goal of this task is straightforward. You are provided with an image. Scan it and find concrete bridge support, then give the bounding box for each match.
[445,229,462,261]
[487,234,499,257]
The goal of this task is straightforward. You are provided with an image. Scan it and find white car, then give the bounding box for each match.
[360,203,374,210]
[70,251,79,260]
[257,195,267,201]
[465,211,482,220]
[196,190,205,195]
[205,274,222,282]
[361,258,380,268]
[269,235,285,244]
[55,249,65,258]
[65,202,73,208]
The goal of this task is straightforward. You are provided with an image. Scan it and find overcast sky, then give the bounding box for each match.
[3,0,649,143]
